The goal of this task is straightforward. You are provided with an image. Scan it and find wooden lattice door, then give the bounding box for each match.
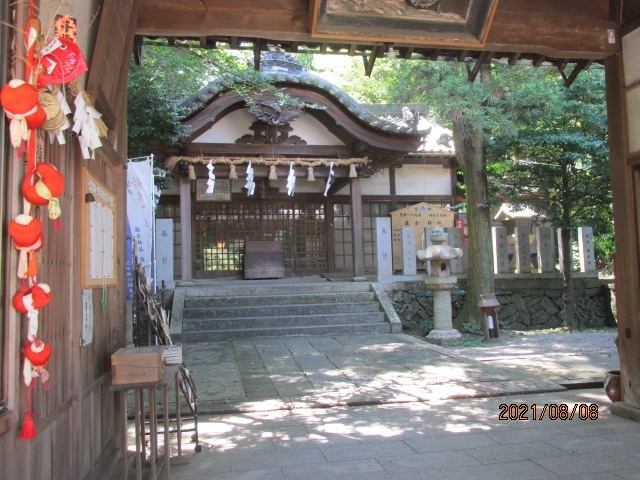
[193,200,326,277]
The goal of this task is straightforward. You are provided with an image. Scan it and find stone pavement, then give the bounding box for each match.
[171,388,640,480]
[114,332,631,479]
[182,333,619,415]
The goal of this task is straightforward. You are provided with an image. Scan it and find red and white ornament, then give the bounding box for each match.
[0,79,46,148]
[22,339,51,388]
[22,163,65,220]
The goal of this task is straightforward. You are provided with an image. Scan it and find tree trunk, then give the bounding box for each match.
[452,122,494,327]
[559,227,576,330]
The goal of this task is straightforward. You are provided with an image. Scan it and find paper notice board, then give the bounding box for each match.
[82,168,117,288]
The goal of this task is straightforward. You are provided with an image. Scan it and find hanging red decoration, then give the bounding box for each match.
[20,409,37,441]
[21,163,65,221]
[0,79,46,148]
[23,340,52,368]
[13,283,52,314]
[37,37,88,88]
[8,214,43,249]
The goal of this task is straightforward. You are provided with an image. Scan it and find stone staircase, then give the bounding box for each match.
[171,280,401,342]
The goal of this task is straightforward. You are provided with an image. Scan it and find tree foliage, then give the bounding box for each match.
[384,61,554,326]
[488,69,610,234]
[316,57,610,329]
[127,46,318,162]
[487,68,610,329]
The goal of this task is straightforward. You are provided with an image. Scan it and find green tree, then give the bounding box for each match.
[127,46,254,159]
[382,61,554,326]
[488,68,610,330]
[128,46,314,162]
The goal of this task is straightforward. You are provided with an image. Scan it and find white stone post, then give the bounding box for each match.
[375,217,393,280]
[536,226,555,273]
[578,226,596,272]
[492,227,509,274]
[401,227,417,276]
[514,227,531,273]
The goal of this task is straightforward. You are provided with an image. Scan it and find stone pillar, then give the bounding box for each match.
[514,227,531,273]
[375,217,393,280]
[401,227,417,276]
[536,226,556,273]
[446,227,464,274]
[424,277,461,345]
[423,227,436,276]
[492,227,509,274]
[155,219,175,289]
[578,226,596,272]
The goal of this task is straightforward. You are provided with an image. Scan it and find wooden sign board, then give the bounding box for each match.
[195,178,231,202]
[390,202,455,270]
[82,168,117,288]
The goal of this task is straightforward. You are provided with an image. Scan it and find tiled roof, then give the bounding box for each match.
[180,50,454,154]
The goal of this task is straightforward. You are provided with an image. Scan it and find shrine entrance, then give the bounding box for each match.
[193,199,327,278]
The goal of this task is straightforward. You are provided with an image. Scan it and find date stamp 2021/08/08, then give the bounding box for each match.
[499,403,599,421]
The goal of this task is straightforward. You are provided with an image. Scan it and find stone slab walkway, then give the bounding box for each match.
[171,388,640,480]
[182,333,619,414]
[111,331,627,480]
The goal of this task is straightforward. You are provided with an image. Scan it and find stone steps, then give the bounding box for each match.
[172,280,401,342]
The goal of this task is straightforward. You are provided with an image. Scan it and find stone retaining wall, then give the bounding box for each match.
[385,274,616,334]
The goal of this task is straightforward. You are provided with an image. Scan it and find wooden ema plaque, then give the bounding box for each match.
[390,203,455,271]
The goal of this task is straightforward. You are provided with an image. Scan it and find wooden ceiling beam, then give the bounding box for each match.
[558,59,593,87]
[363,45,383,77]
[507,52,521,66]
[136,0,616,62]
[133,35,144,65]
[468,51,494,82]
[532,55,546,67]
[253,38,262,71]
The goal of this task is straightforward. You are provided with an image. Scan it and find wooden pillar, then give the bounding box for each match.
[350,176,366,279]
[605,52,640,408]
[179,175,193,281]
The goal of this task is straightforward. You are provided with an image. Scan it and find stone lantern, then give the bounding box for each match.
[417,227,463,345]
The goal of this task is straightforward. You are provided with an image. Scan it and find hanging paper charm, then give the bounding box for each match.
[286,163,296,196]
[72,90,103,159]
[324,162,335,197]
[245,161,255,196]
[206,160,215,194]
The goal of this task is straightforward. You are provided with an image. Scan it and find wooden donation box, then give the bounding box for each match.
[244,241,285,279]
[111,346,165,385]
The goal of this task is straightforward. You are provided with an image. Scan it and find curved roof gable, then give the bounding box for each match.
[180,50,427,165]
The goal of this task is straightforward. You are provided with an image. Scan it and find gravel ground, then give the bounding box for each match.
[443,328,619,359]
